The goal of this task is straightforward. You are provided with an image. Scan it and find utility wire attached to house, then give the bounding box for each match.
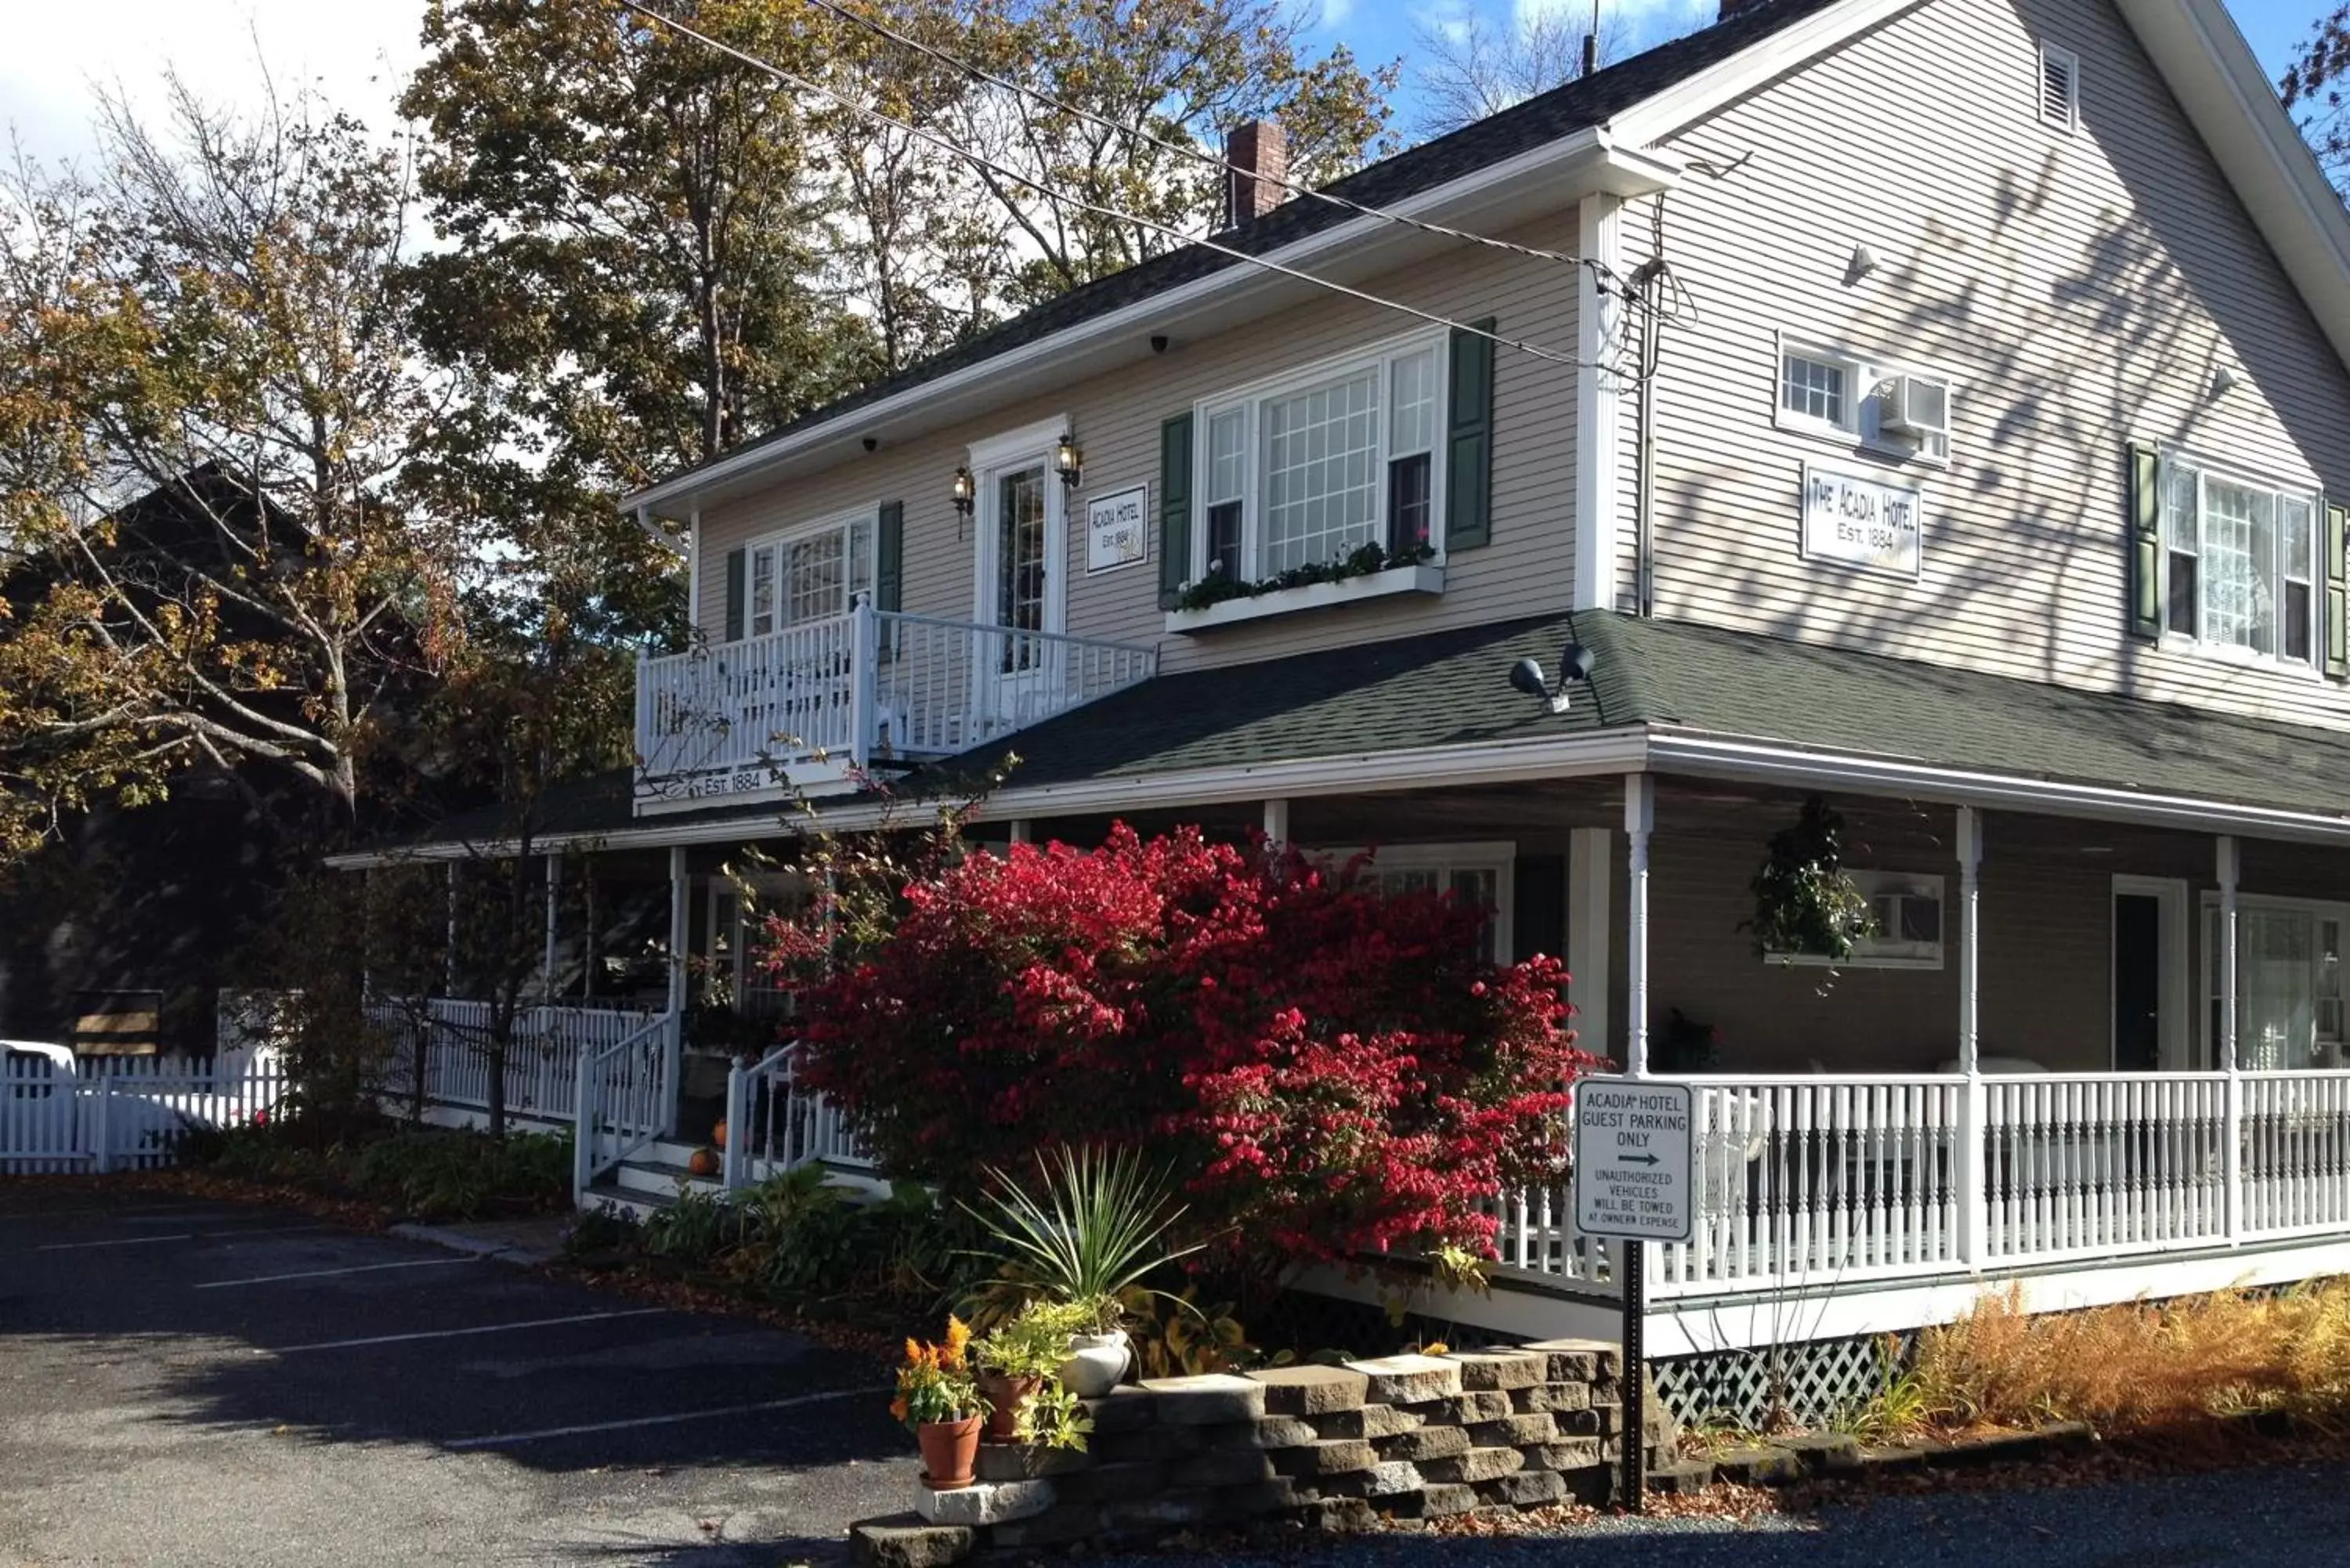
[613,0,1629,375]
[794,0,1598,276]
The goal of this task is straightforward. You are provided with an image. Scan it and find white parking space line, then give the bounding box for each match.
[195,1256,480,1290]
[444,1386,878,1450]
[273,1308,672,1354]
[34,1224,333,1252]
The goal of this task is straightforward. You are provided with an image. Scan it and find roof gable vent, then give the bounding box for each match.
[2040,44,2080,132]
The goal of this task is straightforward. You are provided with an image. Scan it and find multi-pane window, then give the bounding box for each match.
[1781,352,1848,428]
[994,464,1048,672]
[745,514,873,639]
[1195,332,1448,583]
[1330,844,1513,964]
[2160,457,2319,666]
[1766,870,1944,970]
[1776,338,1954,463]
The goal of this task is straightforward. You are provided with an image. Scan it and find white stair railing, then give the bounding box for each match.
[573,1011,681,1202]
[721,1041,875,1187]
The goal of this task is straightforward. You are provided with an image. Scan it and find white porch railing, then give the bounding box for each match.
[635,602,1159,797]
[368,998,660,1125]
[721,1041,874,1187]
[1489,1069,2350,1302]
[573,1011,682,1201]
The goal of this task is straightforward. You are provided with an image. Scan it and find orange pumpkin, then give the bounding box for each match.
[687,1147,720,1179]
[711,1118,728,1151]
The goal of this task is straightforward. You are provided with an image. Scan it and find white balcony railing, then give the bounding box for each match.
[1489,1068,2350,1303]
[366,997,663,1125]
[636,602,1159,800]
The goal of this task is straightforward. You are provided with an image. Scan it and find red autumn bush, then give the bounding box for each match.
[768,823,1596,1281]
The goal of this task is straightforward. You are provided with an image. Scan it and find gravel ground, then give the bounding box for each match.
[1108,1461,2350,1568]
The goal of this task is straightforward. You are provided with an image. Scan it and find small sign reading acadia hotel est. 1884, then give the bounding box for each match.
[1801,461,1924,578]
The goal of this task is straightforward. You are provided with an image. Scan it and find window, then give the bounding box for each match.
[2201,897,2348,1070]
[1775,338,1954,464]
[1321,843,1514,964]
[2159,455,2319,667]
[745,512,876,639]
[1194,331,1448,583]
[1767,870,1945,970]
[2040,44,2080,133]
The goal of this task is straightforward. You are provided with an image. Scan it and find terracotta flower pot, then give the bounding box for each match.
[977,1372,1040,1441]
[916,1415,982,1489]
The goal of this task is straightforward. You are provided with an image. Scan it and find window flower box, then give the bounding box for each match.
[1163,562,1444,634]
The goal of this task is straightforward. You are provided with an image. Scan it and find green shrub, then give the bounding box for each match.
[641,1185,743,1264]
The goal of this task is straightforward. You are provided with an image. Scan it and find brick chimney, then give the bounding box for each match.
[1224,119,1288,228]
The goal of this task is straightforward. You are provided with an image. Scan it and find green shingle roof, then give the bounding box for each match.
[363,612,2350,855]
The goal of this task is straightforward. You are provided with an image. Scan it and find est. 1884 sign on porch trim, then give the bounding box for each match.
[1801,462,1925,579]
[1085,484,1150,575]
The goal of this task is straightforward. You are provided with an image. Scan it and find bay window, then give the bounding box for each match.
[745,512,876,639]
[2161,457,2319,667]
[1194,331,1447,583]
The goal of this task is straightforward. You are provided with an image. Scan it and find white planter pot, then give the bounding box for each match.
[1058,1330,1130,1397]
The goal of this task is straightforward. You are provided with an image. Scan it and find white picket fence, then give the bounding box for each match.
[2,1046,287,1174]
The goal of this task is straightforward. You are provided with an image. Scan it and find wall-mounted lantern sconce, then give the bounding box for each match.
[1055,434,1084,490]
[2211,364,2241,401]
[1845,243,1878,286]
[951,465,975,539]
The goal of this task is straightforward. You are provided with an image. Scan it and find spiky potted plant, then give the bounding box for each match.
[965,1147,1205,1398]
[893,1317,987,1489]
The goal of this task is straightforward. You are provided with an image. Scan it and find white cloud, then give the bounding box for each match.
[1322,0,1358,27]
[4,0,425,167]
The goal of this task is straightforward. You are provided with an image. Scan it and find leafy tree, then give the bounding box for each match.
[2283,7,2350,188]
[772,824,1594,1292]
[0,78,457,865]
[936,0,1398,307]
[401,0,876,496]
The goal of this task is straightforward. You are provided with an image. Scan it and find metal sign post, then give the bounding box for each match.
[1571,1077,1694,1516]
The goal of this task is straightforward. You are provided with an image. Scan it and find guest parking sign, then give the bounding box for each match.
[1571,1078,1694,1243]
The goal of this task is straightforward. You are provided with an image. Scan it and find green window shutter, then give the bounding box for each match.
[1159,412,1194,609]
[1445,317,1497,551]
[723,547,747,642]
[2327,501,2348,682]
[2127,442,2161,641]
[875,500,905,612]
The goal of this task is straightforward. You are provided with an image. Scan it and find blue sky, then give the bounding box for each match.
[0,0,2332,168]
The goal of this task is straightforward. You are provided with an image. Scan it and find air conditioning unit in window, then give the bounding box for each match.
[1882,374,1951,444]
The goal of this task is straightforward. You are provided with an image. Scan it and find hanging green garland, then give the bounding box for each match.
[1746,797,1877,963]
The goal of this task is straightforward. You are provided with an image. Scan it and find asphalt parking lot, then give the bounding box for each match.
[0,1185,912,1567]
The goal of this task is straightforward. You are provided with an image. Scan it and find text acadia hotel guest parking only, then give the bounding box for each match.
[1572,1078,1694,1245]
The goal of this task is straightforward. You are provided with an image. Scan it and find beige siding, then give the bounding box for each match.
[1635,0,2350,729]
[693,214,1583,675]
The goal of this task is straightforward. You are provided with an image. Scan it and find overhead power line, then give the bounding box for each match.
[796,0,1592,274]
[614,0,1615,373]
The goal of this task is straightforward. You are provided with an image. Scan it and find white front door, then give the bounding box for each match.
[973,454,1066,730]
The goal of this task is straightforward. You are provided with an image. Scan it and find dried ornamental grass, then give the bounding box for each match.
[1911,1281,2350,1436]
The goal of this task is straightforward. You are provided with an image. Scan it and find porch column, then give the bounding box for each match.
[667,845,690,1016]
[1008,819,1032,847]
[1262,799,1290,844]
[1567,827,1612,1060]
[1624,774,1654,1078]
[2219,834,2243,1241]
[582,861,597,1002]
[1954,806,1987,1266]
[542,854,562,1003]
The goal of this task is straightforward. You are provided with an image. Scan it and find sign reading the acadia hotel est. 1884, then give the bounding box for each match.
[1802,462,1924,578]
